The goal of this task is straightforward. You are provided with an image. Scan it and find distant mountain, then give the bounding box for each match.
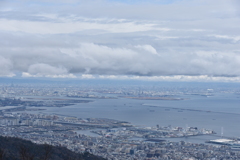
[0,136,106,160]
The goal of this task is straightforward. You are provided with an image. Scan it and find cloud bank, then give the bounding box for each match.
[0,0,240,81]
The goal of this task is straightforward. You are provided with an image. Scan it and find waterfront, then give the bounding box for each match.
[1,83,240,159]
[21,92,240,143]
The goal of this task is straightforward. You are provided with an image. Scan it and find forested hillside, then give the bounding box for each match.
[0,136,106,160]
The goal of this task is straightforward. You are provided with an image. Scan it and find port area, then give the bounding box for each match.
[206,139,240,149]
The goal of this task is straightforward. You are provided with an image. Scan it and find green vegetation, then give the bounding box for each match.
[0,136,106,160]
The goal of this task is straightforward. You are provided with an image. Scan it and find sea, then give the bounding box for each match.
[20,92,240,144]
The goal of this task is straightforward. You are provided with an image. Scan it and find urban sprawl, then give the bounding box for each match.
[1,83,240,159]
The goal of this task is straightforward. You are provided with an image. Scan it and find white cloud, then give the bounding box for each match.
[0,56,15,77]
[28,63,67,74]
[210,35,240,42]
[81,74,95,79]
[135,45,158,55]
[22,72,76,78]
[22,63,76,78]
[0,19,161,34]
[0,0,239,82]
[78,74,240,82]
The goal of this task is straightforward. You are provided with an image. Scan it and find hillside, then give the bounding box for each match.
[0,136,106,160]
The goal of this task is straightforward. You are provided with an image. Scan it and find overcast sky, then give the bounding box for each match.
[0,0,240,82]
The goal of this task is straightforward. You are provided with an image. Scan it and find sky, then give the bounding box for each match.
[0,0,240,82]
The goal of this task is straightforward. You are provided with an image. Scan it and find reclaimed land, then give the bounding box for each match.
[123,96,184,100]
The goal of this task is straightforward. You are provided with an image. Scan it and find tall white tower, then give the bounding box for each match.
[221,127,223,137]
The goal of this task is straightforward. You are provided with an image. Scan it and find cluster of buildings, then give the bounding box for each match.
[0,112,215,139]
[93,125,215,139]
[1,84,240,159]
[1,122,240,160]
[0,118,53,126]
[0,112,239,160]
[0,82,220,99]
[0,113,54,126]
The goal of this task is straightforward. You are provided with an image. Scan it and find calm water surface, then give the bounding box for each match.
[24,93,240,143]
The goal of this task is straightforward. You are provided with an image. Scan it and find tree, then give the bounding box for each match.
[19,145,35,160]
[42,144,52,160]
[0,148,5,160]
